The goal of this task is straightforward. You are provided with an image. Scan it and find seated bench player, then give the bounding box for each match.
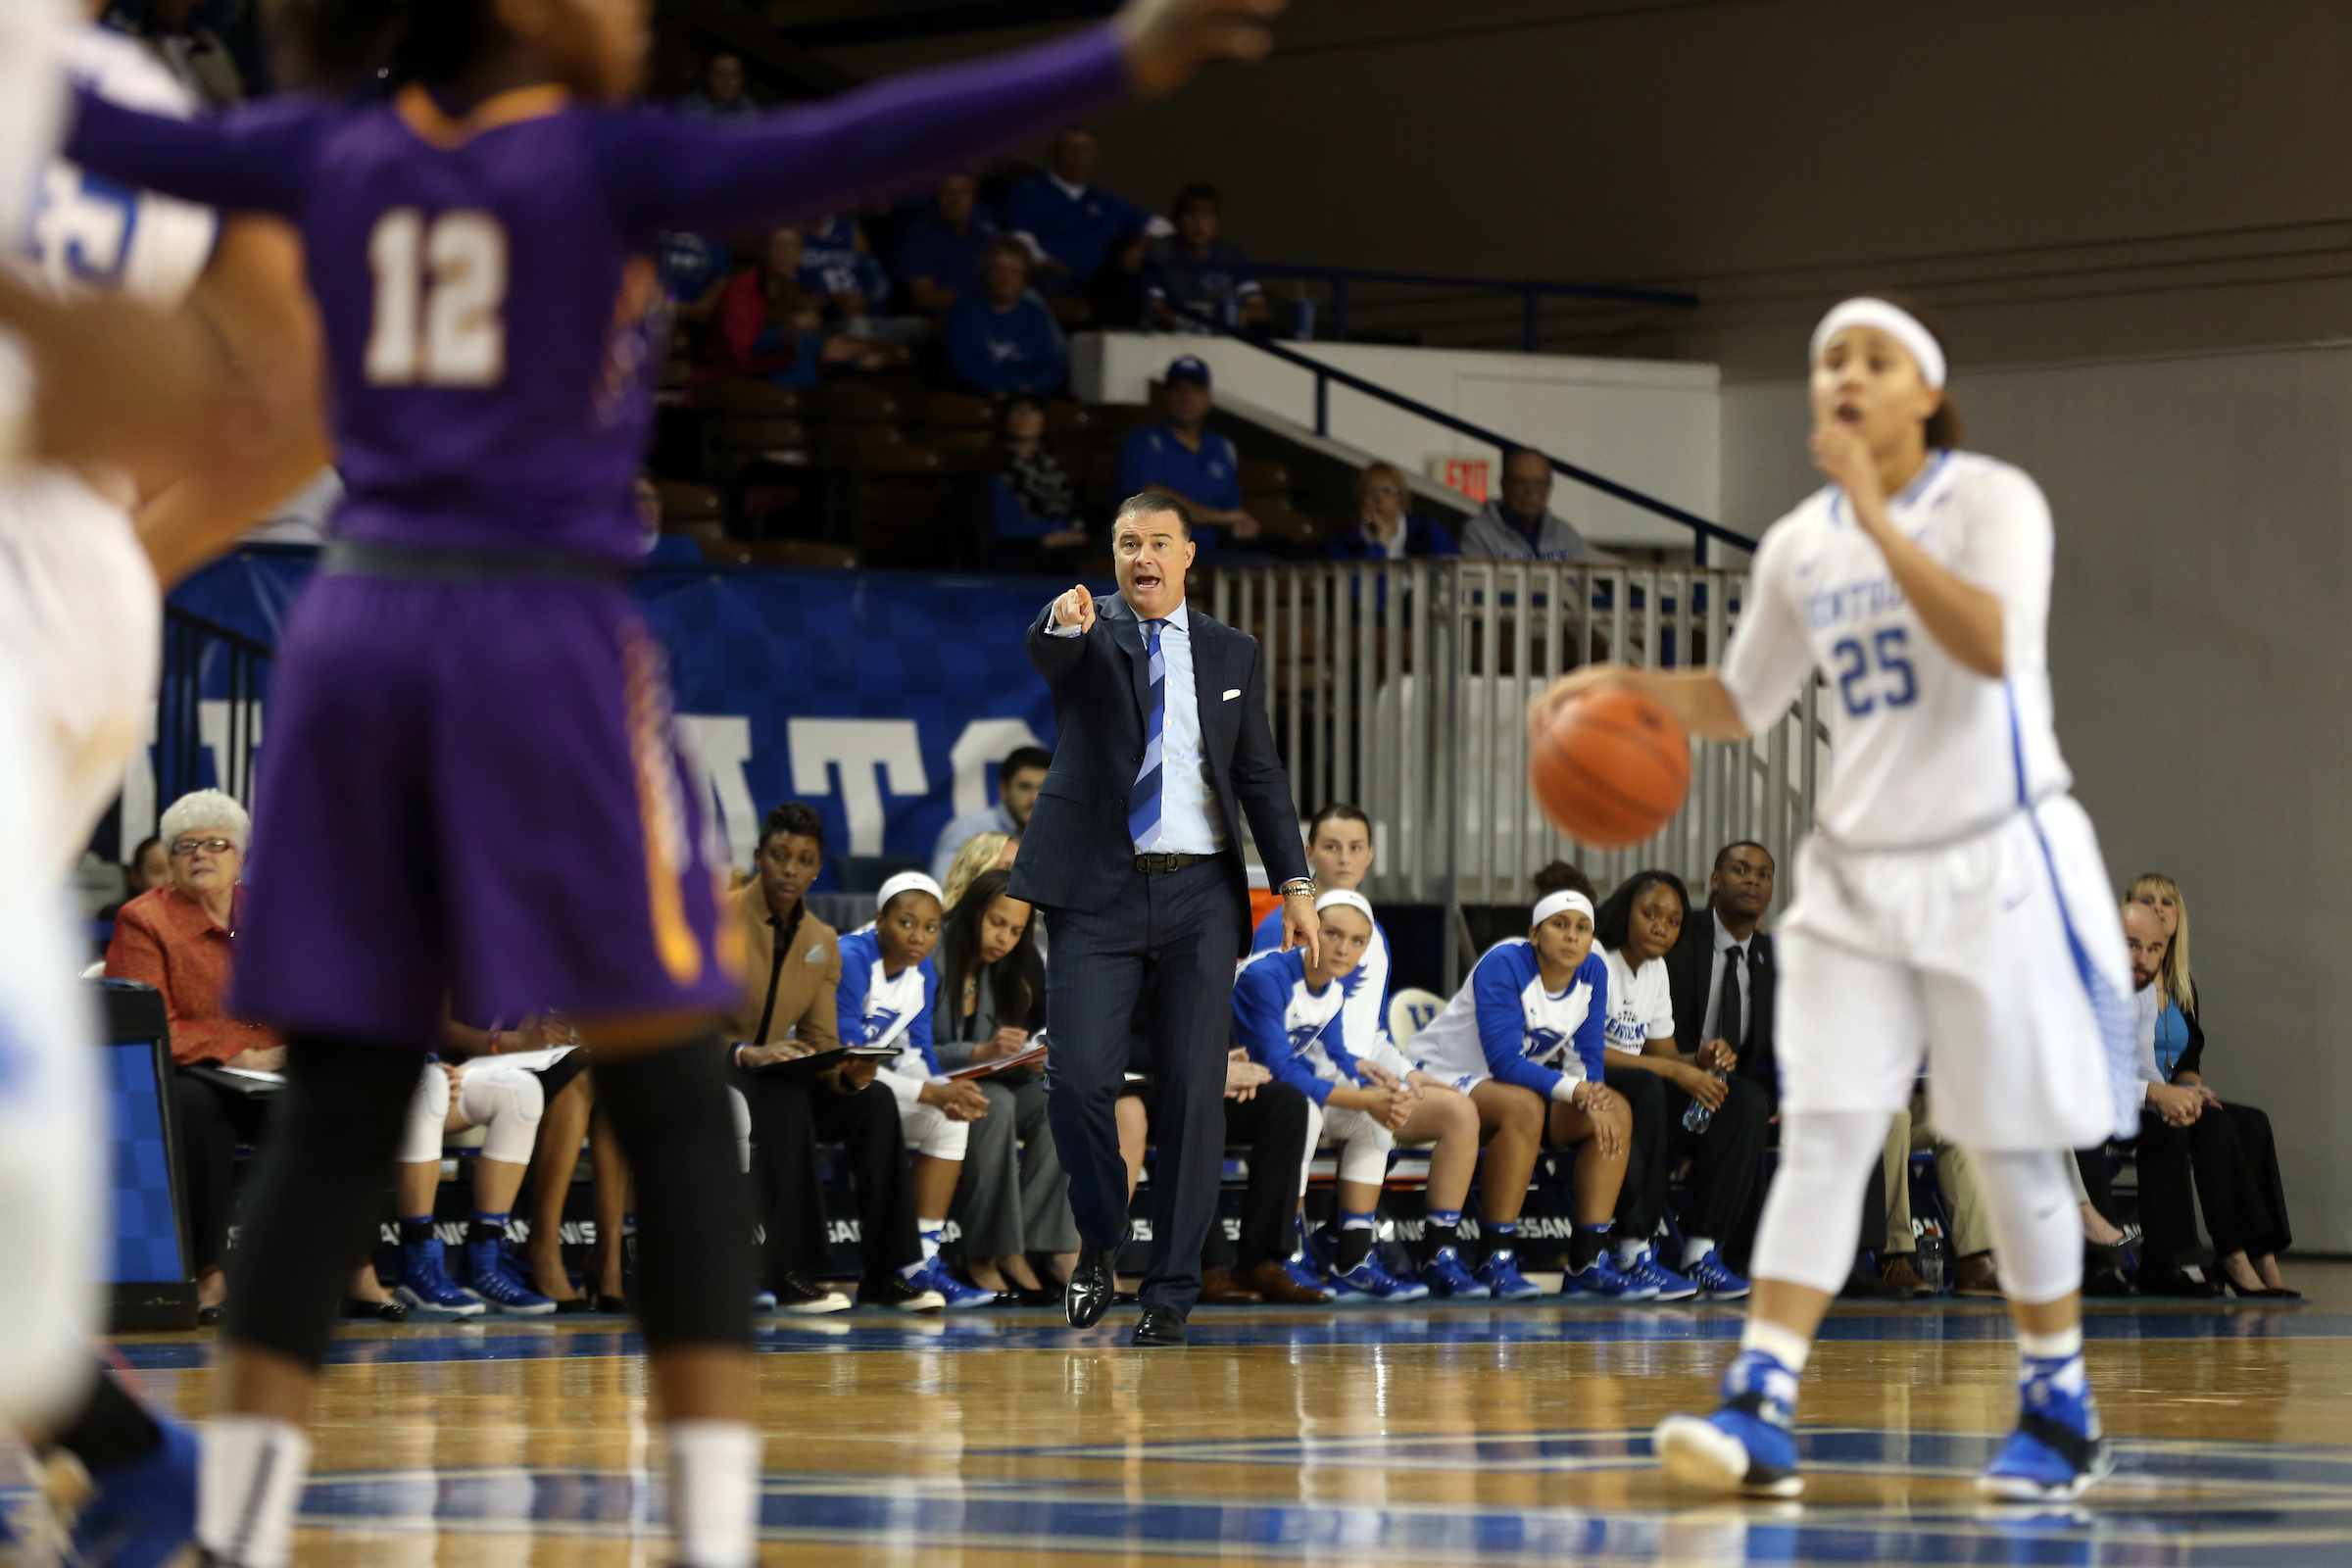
[1406,879,1649,1300]
[837,872,993,1309]
[1233,892,1482,1303]
[388,1047,554,1316]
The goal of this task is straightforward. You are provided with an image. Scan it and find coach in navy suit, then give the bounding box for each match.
[1012,491,1316,1346]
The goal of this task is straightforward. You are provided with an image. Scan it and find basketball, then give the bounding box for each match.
[1529,688,1690,848]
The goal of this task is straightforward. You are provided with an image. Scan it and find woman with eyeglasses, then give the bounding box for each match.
[104,791,394,1320]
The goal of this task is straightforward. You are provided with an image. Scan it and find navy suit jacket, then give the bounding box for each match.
[1009,590,1307,954]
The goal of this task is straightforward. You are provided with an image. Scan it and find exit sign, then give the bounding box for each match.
[1429,457,1490,503]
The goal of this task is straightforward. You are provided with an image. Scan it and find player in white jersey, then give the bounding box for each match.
[0,17,323,1562]
[1232,893,1479,1303]
[1544,296,2137,1503]
[1249,805,1389,1062]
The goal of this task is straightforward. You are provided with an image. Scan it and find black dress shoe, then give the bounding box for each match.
[1132,1303,1187,1347]
[341,1298,409,1322]
[2141,1268,2222,1298]
[1013,1285,1064,1308]
[1066,1243,1117,1328]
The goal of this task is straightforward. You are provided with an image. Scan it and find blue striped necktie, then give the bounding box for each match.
[1127,617,1168,846]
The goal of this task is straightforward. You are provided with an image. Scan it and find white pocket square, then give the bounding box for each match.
[1223,688,1242,701]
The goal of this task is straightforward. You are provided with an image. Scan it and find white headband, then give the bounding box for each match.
[1314,889,1374,924]
[1809,298,1946,390]
[875,871,946,912]
[1532,890,1594,929]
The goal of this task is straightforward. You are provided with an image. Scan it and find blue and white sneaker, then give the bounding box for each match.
[55,1408,200,1568]
[1979,1360,2111,1501]
[752,1288,779,1312]
[1419,1248,1490,1299]
[918,1260,999,1311]
[1473,1251,1543,1302]
[1328,1253,1431,1304]
[395,1238,485,1317]
[1283,1253,1330,1296]
[464,1238,557,1315]
[1686,1249,1751,1300]
[1655,1347,1804,1496]
[1562,1250,1661,1300]
[1622,1247,1700,1301]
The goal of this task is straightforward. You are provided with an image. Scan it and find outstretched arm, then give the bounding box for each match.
[597,0,1285,234]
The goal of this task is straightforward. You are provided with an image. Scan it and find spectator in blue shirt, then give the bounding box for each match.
[1000,125,1156,296]
[1115,356,1257,556]
[897,173,998,316]
[1330,461,1461,561]
[941,239,1068,396]
[1144,183,1268,334]
[653,229,731,323]
[796,215,891,321]
[635,474,705,566]
[680,52,758,119]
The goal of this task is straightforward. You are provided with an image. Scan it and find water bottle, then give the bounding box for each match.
[1682,1071,1727,1134]
[1917,1220,1947,1293]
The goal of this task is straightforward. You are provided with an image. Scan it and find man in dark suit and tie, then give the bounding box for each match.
[1661,840,1779,1271]
[1012,492,1317,1347]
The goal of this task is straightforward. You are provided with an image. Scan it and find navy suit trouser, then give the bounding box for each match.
[1042,855,1239,1318]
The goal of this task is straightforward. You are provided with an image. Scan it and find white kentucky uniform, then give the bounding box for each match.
[1720,449,2135,1150]
[8,26,218,864]
[1407,939,1606,1102]
[1597,946,1675,1058]
[1233,946,1417,1186]
[836,928,962,1159]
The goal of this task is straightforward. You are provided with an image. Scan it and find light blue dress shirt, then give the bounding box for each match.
[1045,597,1226,856]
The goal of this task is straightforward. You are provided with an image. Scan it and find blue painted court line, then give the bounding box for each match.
[108,1300,2346,1371]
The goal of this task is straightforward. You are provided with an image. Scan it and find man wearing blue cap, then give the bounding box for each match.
[1116,356,1258,554]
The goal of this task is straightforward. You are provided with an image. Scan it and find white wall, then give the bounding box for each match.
[1728,343,2352,1252]
[1077,331,1721,551]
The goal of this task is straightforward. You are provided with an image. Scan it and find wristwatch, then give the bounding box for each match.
[1279,877,1317,900]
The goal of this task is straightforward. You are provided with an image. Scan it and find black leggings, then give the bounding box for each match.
[172,1070,274,1275]
[230,1035,751,1369]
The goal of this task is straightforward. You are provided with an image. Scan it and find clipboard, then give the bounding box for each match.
[185,1063,285,1096]
[943,1041,1049,1081]
[746,1044,901,1079]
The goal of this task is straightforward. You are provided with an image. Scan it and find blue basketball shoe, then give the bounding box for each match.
[1419,1248,1490,1299]
[1685,1249,1752,1300]
[918,1259,998,1310]
[395,1237,485,1317]
[1562,1250,1660,1300]
[1621,1246,1700,1301]
[1283,1252,1331,1296]
[1979,1351,2111,1501]
[1654,1345,1804,1496]
[1473,1250,1543,1302]
[465,1237,556,1315]
[1328,1252,1430,1304]
[57,1411,200,1568]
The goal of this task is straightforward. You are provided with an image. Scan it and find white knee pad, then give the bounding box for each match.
[457,1063,545,1165]
[1323,1105,1396,1187]
[397,1062,454,1165]
[727,1085,752,1175]
[1299,1098,1324,1198]
[1750,1110,1890,1296]
[899,1098,969,1161]
[1971,1147,2083,1305]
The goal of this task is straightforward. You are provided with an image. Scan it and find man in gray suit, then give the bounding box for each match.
[1011,491,1316,1346]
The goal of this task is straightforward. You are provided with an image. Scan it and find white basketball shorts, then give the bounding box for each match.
[1773,793,2134,1152]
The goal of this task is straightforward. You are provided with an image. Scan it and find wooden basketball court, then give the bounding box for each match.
[55,1262,2352,1565]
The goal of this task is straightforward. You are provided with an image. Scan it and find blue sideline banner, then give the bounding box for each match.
[169,551,1090,880]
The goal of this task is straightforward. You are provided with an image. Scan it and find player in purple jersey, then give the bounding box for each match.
[60,0,1284,1564]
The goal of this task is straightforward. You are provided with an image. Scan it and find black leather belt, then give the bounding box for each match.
[1134,853,1202,874]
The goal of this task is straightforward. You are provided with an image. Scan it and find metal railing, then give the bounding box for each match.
[1194,318,1756,564]
[1150,255,1698,353]
[1209,560,1821,989]
[155,606,272,812]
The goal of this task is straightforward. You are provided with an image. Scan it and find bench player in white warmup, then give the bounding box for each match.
[1544,296,2138,1502]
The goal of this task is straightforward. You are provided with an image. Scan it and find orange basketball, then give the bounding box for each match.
[1529,688,1690,849]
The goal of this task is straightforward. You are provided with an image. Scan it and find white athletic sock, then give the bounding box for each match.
[1683,1236,1717,1268]
[199,1416,312,1568]
[1615,1237,1647,1264]
[2017,1324,2083,1361]
[918,1221,944,1262]
[1740,1319,1812,1375]
[666,1420,761,1568]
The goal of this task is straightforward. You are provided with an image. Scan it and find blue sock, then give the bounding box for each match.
[1425,1206,1461,1257]
[2018,1327,2096,1438]
[1486,1220,1518,1262]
